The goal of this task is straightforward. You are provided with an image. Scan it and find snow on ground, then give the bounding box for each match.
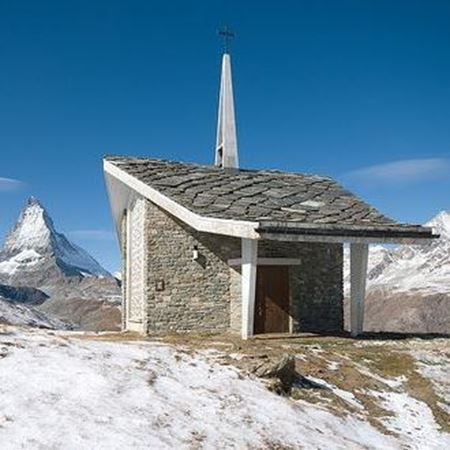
[374,392,448,449]
[355,365,406,389]
[0,326,400,450]
[413,347,450,414]
[305,376,364,410]
[0,327,449,450]
[327,360,341,371]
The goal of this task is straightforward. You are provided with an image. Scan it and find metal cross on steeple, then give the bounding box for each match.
[218,26,235,54]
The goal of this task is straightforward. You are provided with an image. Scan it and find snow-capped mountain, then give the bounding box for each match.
[344,211,450,294]
[0,197,109,283]
[367,211,450,294]
[0,198,121,331]
[344,210,450,333]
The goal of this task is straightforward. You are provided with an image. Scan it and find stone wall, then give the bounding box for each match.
[143,199,343,334]
[145,200,241,333]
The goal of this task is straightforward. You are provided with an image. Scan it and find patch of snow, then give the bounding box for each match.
[438,401,450,415]
[306,376,364,410]
[374,391,450,449]
[413,349,450,410]
[356,365,406,389]
[0,249,43,275]
[0,327,399,450]
[308,345,324,354]
[228,352,246,361]
[327,360,341,371]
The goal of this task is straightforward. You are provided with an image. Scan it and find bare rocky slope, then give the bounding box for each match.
[0,285,69,329]
[0,283,49,305]
[0,198,121,330]
[345,211,450,334]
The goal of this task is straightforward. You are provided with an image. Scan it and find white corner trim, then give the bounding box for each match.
[126,321,147,333]
[104,160,259,239]
[228,257,301,267]
[125,198,148,332]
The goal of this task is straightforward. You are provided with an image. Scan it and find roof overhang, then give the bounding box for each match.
[104,160,259,242]
[103,159,438,245]
[258,221,437,244]
[258,232,436,245]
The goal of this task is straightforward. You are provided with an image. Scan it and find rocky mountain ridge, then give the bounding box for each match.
[344,210,450,333]
[0,197,110,286]
[0,198,121,330]
[367,211,450,295]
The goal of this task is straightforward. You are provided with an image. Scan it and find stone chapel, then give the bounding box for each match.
[104,49,436,339]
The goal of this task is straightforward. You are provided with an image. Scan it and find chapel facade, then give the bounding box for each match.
[104,50,435,339]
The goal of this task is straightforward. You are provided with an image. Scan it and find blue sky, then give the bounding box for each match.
[0,0,449,272]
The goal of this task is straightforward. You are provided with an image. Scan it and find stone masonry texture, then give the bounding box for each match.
[142,199,343,334]
[145,200,240,333]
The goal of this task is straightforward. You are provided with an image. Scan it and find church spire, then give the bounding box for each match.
[215,28,238,169]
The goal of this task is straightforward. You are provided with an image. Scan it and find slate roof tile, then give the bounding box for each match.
[105,156,435,239]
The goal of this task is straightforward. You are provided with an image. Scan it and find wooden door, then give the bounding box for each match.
[254,266,290,334]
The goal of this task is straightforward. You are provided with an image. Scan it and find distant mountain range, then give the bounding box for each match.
[0,198,121,330]
[344,211,450,333]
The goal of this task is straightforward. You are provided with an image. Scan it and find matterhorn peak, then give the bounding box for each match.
[0,197,110,280]
[27,196,41,206]
[26,196,48,211]
[3,197,56,255]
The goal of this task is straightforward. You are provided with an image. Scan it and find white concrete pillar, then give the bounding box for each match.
[350,243,369,337]
[241,238,258,339]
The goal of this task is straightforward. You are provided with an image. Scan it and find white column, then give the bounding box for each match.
[350,243,369,337]
[241,238,258,339]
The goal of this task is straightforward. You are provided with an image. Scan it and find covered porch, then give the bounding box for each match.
[237,226,436,340]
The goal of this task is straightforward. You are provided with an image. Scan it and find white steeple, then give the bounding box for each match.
[215,52,239,168]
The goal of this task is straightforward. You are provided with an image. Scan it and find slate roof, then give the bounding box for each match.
[105,156,435,239]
